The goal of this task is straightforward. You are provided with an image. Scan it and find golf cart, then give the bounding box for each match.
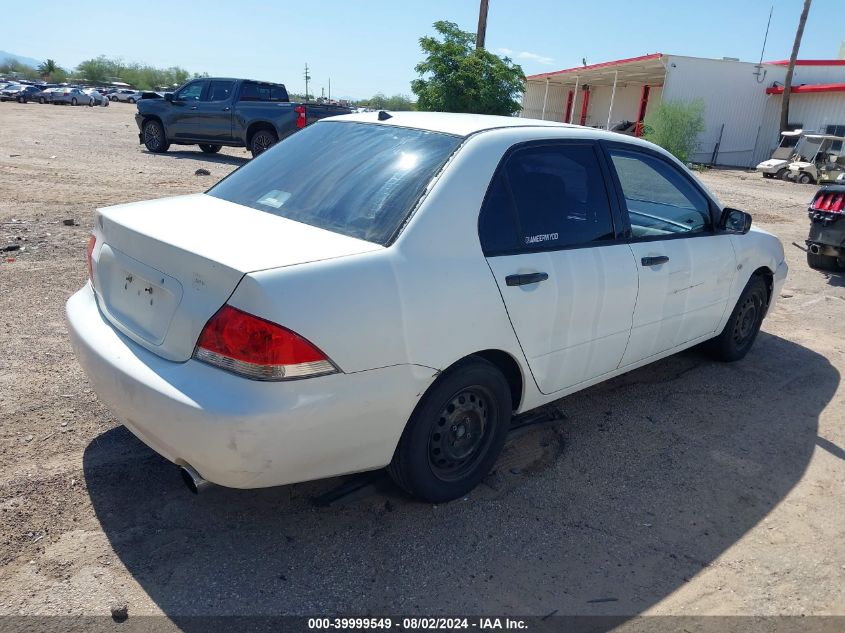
[786,134,845,184]
[806,184,845,271]
[756,129,805,180]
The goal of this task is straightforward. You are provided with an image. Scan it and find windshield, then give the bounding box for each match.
[208,121,462,245]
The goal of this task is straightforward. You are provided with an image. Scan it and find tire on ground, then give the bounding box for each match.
[199,144,222,154]
[249,128,278,158]
[388,357,512,503]
[142,119,170,153]
[704,275,768,362]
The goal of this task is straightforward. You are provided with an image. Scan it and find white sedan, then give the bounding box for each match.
[67,112,787,502]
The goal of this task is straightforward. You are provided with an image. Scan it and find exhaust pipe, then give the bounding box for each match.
[809,243,821,255]
[180,464,211,494]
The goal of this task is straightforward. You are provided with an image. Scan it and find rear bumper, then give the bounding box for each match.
[66,284,433,489]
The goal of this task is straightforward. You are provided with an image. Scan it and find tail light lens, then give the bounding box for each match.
[812,192,845,213]
[86,235,96,282]
[295,105,306,129]
[193,304,338,381]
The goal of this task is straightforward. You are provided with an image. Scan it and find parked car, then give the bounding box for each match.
[805,184,845,271]
[67,112,788,502]
[0,84,23,101]
[33,86,61,104]
[135,77,352,157]
[52,87,89,106]
[82,88,109,106]
[110,88,142,103]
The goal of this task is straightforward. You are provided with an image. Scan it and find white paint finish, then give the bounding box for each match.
[486,245,638,394]
[623,235,736,366]
[67,284,436,488]
[93,193,381,361]
[67,114,788,489]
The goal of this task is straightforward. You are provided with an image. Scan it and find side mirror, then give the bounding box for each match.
[720,207,752,234]
[164,92,173,102]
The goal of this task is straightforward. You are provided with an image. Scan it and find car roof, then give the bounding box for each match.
[328,111,576,137]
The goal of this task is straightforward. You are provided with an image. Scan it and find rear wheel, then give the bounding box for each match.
[71,97,77,106]
[807,251,845,271]
[388,358,512,503]
[199,144,222,154]
[39,97,45,104]
[249,128,278,158]
[128,97,136,104]
[798,173,813,184]
[705,276,768,362]
[775,167,788,180]
[143,119,170,153]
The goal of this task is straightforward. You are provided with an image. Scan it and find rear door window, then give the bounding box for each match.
[239,82,288,102]
[208,121,461,245]
[207,80,234,102]
[479,142,616,255]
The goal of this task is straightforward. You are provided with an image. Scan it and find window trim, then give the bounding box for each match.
[599,140,724,244]
[478,139,627,258]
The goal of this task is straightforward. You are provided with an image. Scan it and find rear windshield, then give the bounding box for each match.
[208,121,462,245]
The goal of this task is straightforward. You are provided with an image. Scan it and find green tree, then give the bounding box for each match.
[643,99,706,164]
[74,55,198,89]
[411,21,524,115]
[0,58,38,79]
[36,59,67,83]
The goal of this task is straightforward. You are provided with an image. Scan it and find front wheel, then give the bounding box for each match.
[198,144,222,154]
[128,97,135,104]
[39,97,45,104]
[705,276,768,362]
[143,119,170,153]
[388,358,512,503]
[775,167,788,180]
[249,129,278,158]
[71,97,77,106]
[798,173,813,184]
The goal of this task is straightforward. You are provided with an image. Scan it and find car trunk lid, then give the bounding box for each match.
[92,193,381,361]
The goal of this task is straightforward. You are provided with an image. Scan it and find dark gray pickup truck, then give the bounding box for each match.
[134,78,352,157]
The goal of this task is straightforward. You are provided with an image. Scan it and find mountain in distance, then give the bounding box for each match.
[0,50,47,68]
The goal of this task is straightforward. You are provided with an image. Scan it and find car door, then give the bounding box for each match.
[481,141,639,395]
[192,79,235,142]
[603,144,737,367]
[166,80,208,139]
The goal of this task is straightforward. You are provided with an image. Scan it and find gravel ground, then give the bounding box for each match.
[0,102,843,624]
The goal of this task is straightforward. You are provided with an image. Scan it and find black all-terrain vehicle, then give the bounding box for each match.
[806,185,845,271]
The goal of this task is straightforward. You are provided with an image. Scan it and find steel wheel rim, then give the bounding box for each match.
[428,386,494,482]
[732,294,759,345]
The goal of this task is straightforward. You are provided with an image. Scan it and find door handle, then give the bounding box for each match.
[641,256,669,267]
[222,106,231,111]
[505,272,549,286]
[190,105,198,110]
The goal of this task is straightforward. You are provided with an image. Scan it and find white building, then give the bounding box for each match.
[521,54,845,167]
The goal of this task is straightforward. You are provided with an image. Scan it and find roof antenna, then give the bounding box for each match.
[378,110,392,121]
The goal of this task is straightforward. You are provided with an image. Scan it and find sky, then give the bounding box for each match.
[2,0,843,99]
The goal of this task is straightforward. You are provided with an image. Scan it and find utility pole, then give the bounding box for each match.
[475,0,489,49]
[780,0,812,132]
[304,63,311,102]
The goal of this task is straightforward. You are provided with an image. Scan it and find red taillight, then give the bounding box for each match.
[813,192,845,213]
[86,235,96,282]
[193,304,337,380]
[295,105,306,129]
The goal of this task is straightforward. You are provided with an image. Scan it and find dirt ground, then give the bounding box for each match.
[0,102,843,624]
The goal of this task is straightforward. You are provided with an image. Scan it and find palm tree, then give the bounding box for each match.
[780,0,813,133]
[37,59,59,80]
